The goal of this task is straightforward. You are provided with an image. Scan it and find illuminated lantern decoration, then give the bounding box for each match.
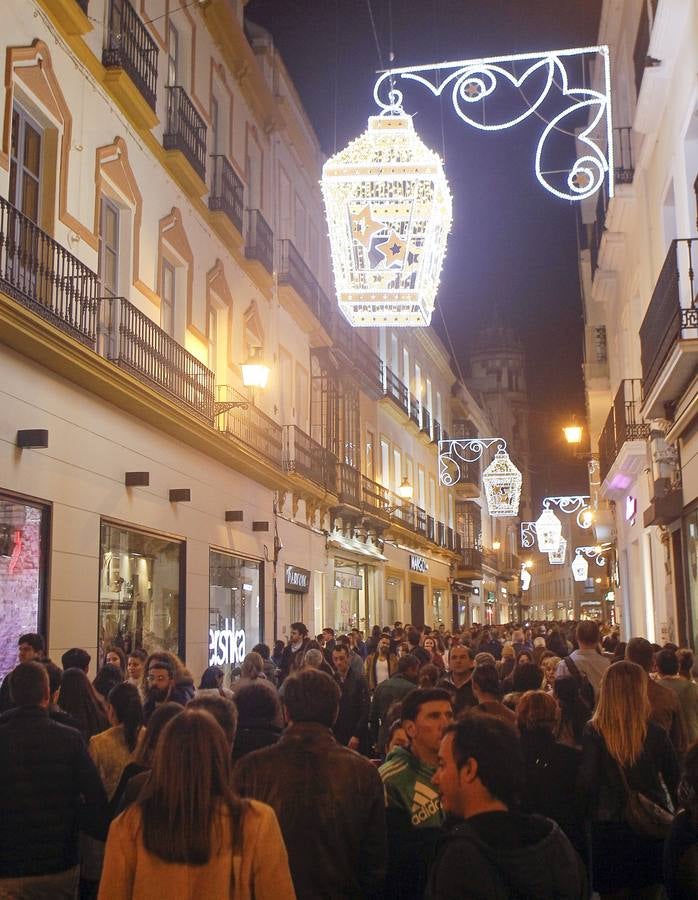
[321,112,452,327]
[482,449,522,517]
[572,552,589,582]
[548,537,567,565]
[536,508,563,552]
[521,568,532,591]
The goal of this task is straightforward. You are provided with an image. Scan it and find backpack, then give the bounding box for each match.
[563,655,595,709]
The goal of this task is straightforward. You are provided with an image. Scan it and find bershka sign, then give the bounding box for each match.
[209,618,246,667]
[409,554,429,573]
[285,564,310,593]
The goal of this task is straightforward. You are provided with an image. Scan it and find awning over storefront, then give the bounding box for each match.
[327,532,389,561]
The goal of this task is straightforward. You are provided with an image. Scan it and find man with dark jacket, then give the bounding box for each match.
[428,713,586,899]
[278,622,312,684]
[627,637,687,757]
[332,643,370,752]
[439,645,477,715]
[369,654,420,754]
[142,654,194,723]
[365,635,399,693]
[0,632,45,712]
[0,662,108,896]
[235,668,386,899]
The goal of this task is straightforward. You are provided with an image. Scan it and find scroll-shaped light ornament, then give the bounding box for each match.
[536,508,563,552]
[321,112,452,327]
[482,448,522,517]
[548,537,567,565]
[572,551,589,582]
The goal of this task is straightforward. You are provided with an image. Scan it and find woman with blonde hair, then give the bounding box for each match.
[579,660,680,899]
[99,709,294,899]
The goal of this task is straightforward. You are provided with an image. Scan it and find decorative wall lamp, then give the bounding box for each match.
[571,551,589,582]
[572,545,608,581]
[385,477,414,514]
[548,536,568,565]
[439,438,522,517]
[535,508,563,552]
[214,348,271,417]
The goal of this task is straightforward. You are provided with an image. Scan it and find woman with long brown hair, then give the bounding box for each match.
[579,660,680,899]
[99,708,294,899]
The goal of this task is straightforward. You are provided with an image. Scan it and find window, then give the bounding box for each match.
[9,104,42,222]
[99,522,184,660]
[403,347,410,388]
[393,448,402,492]
[167,21,179,85]
[161,258,175,336]
[295,363,309,429]
[365,429,375,480]
[208,306,218,373]
[294,195,306,254]
[418,466,425,509]
[380,439,390,488]
[211,94,220,156]
[209,550,262,678]
[0,495,49,682]
[99,198,120,297]
[279,347,293,423]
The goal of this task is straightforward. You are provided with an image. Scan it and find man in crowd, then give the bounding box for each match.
[555,619,609,703]
[655,647,698,743]
[332,642,370,753]
[369,653,420,755]
[235,669,386,899]
[471,664,517,727]
[626,637,687,756]
[321,627,336,662]
[0,662,107,896]
[365,634,398,693]
[380,687,454,899]
[0,632,46,712]
[61,647,91,674]
[142,654,192,722]
[439,645,477,715]
[279,622,312,683]
[428,713,586,899]
[406,628,430,665]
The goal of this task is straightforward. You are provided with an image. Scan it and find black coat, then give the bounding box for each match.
[333,668,370,751]
[232,720,282,761]
[0,706,108,877]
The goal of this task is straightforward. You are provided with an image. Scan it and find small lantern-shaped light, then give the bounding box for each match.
[521,568,532,591]
[548,537,567,565]
[321,112,452,327]
[482,448,522,517]
[241,347,270,389]
[536,508,563,552]
[397,476,413,500]
[572,552,589,582]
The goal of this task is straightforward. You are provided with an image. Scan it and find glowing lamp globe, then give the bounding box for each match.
[548,537,567,565]
[521,569,532,591]
[572,553,589,582]
[482,449,522,517]
[536,509,563,552]
[321,112,452,327]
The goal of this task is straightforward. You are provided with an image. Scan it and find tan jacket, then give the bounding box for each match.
[89,725,134,801]
[648,677,688,756]
[98,799,295,900]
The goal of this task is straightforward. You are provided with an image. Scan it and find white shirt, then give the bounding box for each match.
[375,657,390,686]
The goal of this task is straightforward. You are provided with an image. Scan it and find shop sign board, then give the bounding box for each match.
[209,617,246,666]
[409,554,429,573]
[285,565,310,593]
[335,572,363,590]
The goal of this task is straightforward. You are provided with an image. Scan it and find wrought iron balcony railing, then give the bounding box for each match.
[598,378,650,483]
[432,420,442,444]
[382,367,409,415]
[103,0,158,110]
[163,86,207,180]
[278,239,334,332]
[361,475,391,519]
[0,195,100,347]
[614,127,634,184]
[283,425,336,492]
[335,461,361,508]
[216,385,283,467]
[409,394,421,427]
[209,155,244,234]
[640,238,698,400]
[245,209,274,275]
[461,547,483,571]
[421,408,431,437]
[101,295,215,419]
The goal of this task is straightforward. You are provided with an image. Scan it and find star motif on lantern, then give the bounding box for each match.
[407,249,421,267]
[376,230,407,266]
[350,204,384,248]
[572,171,590,188]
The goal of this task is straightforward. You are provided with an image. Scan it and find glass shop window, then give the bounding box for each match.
[209,550,262,679]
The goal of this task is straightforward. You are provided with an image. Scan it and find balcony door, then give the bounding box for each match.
[98,198,120,297]
[8,105,43,297]
[167,21,180,86]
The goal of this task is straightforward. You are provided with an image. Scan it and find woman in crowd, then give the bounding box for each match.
[500,648,535,695]
[89,683,143,801]
[58,667,110,740]
[126,650,147,698]
[198,666,234,699]
[541,654,561,693]
[422,636,445,671]
[554,676,590,749]
[232,681,283,762]
[93,664,124,703]
[545,626,569,658]
[99,709,294,899]
[579,660,680,899]
[231,652,268,695]
[104,648,127,680]
[665,739,698,899]
[678,649,696,682]
[496,642,515,681]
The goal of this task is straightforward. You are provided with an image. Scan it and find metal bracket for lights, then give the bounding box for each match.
[542,495,592,528]
[439,438,522,517]
[213,400,249,416]
[575,545,609,566]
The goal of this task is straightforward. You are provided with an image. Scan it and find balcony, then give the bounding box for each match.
[420,408,432,441]
[458,547,483,579]
[382,367,409,416]
[283,425,336,493]
[245,209,274,277]
[0,196,100,347]
[640,239,698,419]
[278,239,333,337]
[209,155,244,239]
[328,314,384,399]
[334,462,361,510]
[613,127,635,185]
[102,0,158,126]
[432,420,442,444]
[216,385,282,467]
[101,296,214,420]
[409,394,421,428]
[599,378,650,488]
[163,86,207,193]
[361,475,391,526]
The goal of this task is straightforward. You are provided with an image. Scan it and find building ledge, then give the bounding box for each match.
[36,0,92,35]
[641,337,698,420]
[102,68,159,131]
[600,439,648,497]
[162,149,208,200]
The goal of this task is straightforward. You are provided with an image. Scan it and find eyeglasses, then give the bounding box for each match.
[147,673,170,684]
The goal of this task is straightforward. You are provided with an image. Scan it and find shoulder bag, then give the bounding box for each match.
[615,758,673,840]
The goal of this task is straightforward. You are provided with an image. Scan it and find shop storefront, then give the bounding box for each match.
[385,573,404,626]
[685,507,698,646]
[285,564,310,624]
[99,521,184,663]
[328,532,387,633]
[334,562,368,633]
[0,492,49,681]
[208,550,263,677]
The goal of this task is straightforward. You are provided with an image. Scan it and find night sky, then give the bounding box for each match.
[246,0,603,503]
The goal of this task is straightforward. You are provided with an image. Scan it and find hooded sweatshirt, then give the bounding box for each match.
[379,745,443,828]
[427,811,586,900]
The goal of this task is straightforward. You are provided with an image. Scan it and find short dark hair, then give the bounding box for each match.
[290,622,308,637]
[397,653,420,674]
[400,687,453,723]
[472,664,500,697]
[626,637,654,672]
[61,648,91,671]
[18,633,45,654]
[406,628,420,647]
[187,694,238,747]
[576,621,600,646]
[447,713,522,806]
[147,656,174,678]
[128,649,147,663]
[332,644,349,656]
[512,664,543,693]
[93,663,123,698]
[322,627,335,636]
[656,648,679,677]
[234,681,280,725]
[11,661,49,707]
[283,669,339,727]
[43,660,63,696]
[252,643,270,661]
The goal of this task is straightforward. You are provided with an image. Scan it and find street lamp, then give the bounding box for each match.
[492,539,501,551]
[397,476,414,500]
[563,423,584,445]
[571,552,589,582]
[241,347,271,389]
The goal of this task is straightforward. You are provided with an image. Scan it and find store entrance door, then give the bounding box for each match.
[410,583,425,627]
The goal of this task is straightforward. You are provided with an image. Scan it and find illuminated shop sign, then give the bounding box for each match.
[335,572,363,590]
[209,617,246,666]
[409,554,429,573]
[285,565,310,593]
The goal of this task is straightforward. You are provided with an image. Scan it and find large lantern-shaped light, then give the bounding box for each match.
[321,112,452,327]
[548,537,567,565]
[536,508,563,552]
[482,449,522,517]
[572,552,589,582]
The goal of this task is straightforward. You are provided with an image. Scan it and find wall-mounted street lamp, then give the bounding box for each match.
[397,476,414,500]
[214,348,271,417]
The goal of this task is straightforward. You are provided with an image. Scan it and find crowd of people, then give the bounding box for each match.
[0,619,697,898]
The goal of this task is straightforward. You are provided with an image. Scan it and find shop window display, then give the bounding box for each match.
[209,550,262,679]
